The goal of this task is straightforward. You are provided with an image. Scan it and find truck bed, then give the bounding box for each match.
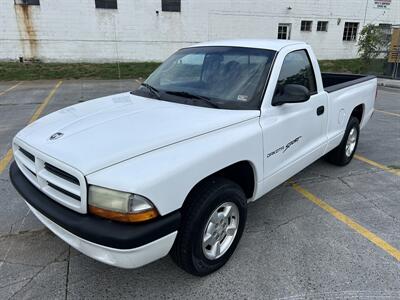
[322,73,376,93]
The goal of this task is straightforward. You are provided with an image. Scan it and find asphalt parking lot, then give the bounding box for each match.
[0,80,399,299]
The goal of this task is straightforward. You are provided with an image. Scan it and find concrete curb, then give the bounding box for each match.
[378,82,400,89]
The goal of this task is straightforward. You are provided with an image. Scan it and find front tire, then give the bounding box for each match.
[326,116,360,166]
[170,177,247,276]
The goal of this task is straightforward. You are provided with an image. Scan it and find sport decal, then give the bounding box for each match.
[266,136,302,158]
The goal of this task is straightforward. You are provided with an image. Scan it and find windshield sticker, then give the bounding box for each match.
[237,95,248,101]
[266,136,302,158]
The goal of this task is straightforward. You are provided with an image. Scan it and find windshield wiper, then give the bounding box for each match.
[165,90,220,109]
[140,83,161,99]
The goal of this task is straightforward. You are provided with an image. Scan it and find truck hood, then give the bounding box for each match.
[16,93,259,175]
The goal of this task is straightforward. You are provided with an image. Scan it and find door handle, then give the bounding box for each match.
[317,106,325,116]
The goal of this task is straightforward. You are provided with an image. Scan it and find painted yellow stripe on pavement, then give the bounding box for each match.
[0,82,22,97]
[28,80,63,124]
[354,154,400,177]
[0,149,14,174]
[291,182,400,262]
[0,80,63,174]
[375,109,400,118]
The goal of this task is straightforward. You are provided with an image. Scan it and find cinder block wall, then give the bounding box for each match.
[0,0,398,62]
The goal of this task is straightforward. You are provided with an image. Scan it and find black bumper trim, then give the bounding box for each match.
[9,161,180,249]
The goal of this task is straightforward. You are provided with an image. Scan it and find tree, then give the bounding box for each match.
[358,24,386,62]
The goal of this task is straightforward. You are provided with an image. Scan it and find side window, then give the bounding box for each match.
[276,50,317,94]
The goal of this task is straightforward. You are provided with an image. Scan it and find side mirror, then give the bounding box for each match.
[272,84,311,106]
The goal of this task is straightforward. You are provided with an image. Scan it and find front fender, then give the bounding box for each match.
[86,118,263,215]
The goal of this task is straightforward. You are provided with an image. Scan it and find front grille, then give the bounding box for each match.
[27,168,36,176]
[44,163,80,185]
[13,141,87,213]
[47,182,81,201]
[20,147,35,162]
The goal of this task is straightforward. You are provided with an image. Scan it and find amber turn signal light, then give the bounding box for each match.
[88,205,159,223]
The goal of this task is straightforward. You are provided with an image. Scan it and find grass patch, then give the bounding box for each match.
[0,58,389,81]
[0,62,161,81]
[319,58,387,76]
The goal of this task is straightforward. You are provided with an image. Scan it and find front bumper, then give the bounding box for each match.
[10,161,180,268]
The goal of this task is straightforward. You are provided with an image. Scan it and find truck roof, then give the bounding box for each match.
[188,39,307,51]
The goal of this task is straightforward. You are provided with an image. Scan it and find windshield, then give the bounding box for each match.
[133,46,276,110]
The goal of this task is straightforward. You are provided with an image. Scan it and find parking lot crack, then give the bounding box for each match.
[0,278,30,290]
[336,178,400,224]
[370,200,400,224]
[7,265,46,300]
[0,208,30,274]
[293,174,336,185]
[272,214,308,231]
[0,259,43,268]
[337,176,353,190]
[2,250,70,299]
[64,247,70,300]
[0,102,41,107]
[247,214,309,234]
[5,213,33,236]
[0,228,47,239]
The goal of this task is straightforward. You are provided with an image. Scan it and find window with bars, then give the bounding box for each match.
[317,21,328,32]
[378,23,392,44]
[300,21,312,32]
[14,0,40,5]
[343,22,359,41]
[95,0,117,9]
[162,0,181,12]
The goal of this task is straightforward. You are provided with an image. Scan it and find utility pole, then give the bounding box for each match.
[363,0,369,25]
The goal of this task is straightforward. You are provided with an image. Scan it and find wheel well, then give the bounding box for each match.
[214,161,255,198]
[351,104,364,124]
[187,161,256,201]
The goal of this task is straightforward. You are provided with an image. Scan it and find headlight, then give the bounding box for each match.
[88,186,159,223]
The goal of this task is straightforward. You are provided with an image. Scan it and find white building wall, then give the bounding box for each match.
[0,0,399,62]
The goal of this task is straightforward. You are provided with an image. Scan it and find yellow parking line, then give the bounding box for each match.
[354,154,400,177]
[0,149,13,174]
[375,109,400,118]
[28,80,63,124]
[0,80,63,174]
[291,182,400,262]
[0,82,23,97]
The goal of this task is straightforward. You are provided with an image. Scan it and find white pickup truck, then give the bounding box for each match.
[10,39,376,276]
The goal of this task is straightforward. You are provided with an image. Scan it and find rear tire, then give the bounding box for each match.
[170,177,247,276]
[326,116,360,166]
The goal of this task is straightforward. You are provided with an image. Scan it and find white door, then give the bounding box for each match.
[260,49,328,190]
[277,23,291,40]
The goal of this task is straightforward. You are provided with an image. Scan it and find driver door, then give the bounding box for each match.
[259,49,328,189]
